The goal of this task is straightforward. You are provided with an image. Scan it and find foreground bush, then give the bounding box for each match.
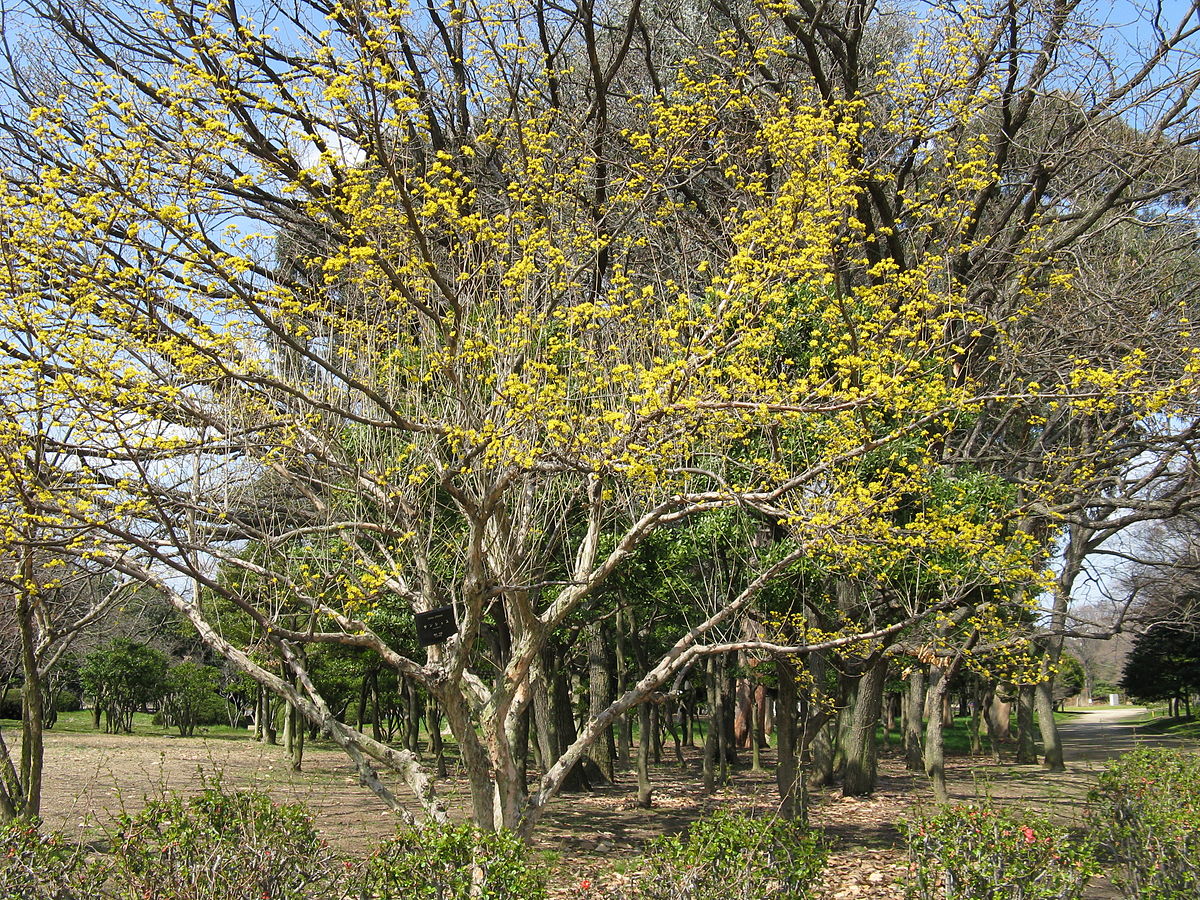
[1087,748,1200,899]
[901,803,1095,900]
[621,811,826,899]
[0,818,92,900]
[358,823,545,900]
[109,785,337,900]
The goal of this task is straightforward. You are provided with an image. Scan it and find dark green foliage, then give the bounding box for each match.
[1087,749,1200,899]
[623,811,827,899]
[0,819,93,900]
[1053,654,1085,702]
[81,640,168,733]
[5,789,548,900]
[901,803,1096,900]
[1120,625,1200,708]
[358,823,545,900]
[0,693,19,720]
[110,785,336,900]
[160,662,226,736]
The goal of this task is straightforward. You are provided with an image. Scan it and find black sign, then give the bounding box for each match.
[414,606,458,647]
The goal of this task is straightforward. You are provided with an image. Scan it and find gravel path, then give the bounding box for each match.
[1055,706,1193,762]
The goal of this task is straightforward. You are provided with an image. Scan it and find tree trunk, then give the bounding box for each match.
[289,703,304,771]
[721,659,737,767]
[923,683,950,803]
[1037,532,1088,773]
[734,677,752,749]
[532,650,589,792]
[369,669,382,742]
[981,685,1002,762]
[283,697,295,756]
[636,701,652,808]
[808,653,836,787]
[586,623,615,782]
[718,662,733,783]
[702,657,718,793]
[903,667,925,771]
[356,669,370,733]
[882,690,898,742]
[810,720,835,787]
[969,684,984,755]
[749,685,764,773]
[439,686,495,831]
[16,569,44,818]
[924,665,942,720]
[1035,680,1065,772]
[614,609,630,766]
[553,661,589,791]
[253,686,264,741]
[1015,684,1037,764]
[833,672,855,778]
[0,731,21,822]
[427,701,447,778]
[514,704,530,792]
[987,692,1012,743]
[924,632,977,802]
[842,657,887,797]
[405,680,421,754]
[775,657,799,819]
[668,697,686,769]
[532,662,557,774]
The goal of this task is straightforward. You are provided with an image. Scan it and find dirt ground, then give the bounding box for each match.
[20,707,1197,899]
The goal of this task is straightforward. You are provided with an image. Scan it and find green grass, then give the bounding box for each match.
[1132,715,1200,738]
[5,708,462,742]
[876,716,999,756]
[2,709,251,739]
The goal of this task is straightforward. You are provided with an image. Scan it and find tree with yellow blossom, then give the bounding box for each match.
[0,0,1197,832]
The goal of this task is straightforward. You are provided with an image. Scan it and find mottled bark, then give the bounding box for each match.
[1015,684,1037,764]
[842,657,887,797]
[903,667,925,771]
[1035,681,1064,771]
[987,692,1012,743]
[636,701,652,808]
[586,623,615,782]
[925,631,977,802]
[16,563,44,818]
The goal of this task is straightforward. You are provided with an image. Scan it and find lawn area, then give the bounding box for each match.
[1132,715,1200,739]
[4,709,249,739]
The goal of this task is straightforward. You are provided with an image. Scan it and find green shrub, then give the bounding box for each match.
[109,785,337,900]
[0,818,94,900]
[356,823,544,900]
[0,693,20,720]
[82,639,168,734]
[621,811,826,899]
[901,803,1096,900]
[159,662,226,736]
[1087,748,1200,899]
